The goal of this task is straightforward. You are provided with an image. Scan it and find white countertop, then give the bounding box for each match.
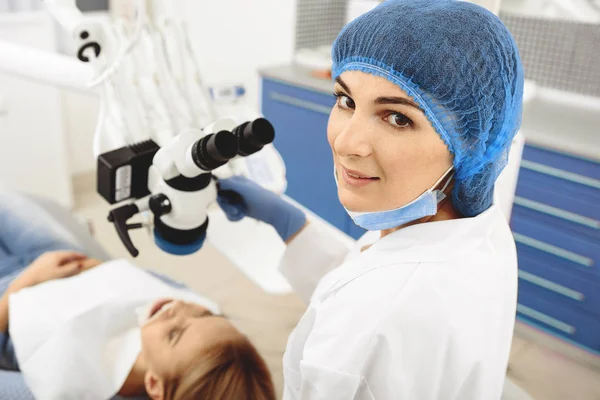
[260,64,334,95]
[520,89,600,162]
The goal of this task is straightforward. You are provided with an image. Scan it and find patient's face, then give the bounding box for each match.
[140,299,239,378]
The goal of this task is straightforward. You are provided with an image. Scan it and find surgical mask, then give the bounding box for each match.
[336,166,454,231]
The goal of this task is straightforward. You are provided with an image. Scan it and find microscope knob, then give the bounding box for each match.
[149,194,172,217]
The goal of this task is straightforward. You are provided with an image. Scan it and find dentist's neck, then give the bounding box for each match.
[380,180,460,239]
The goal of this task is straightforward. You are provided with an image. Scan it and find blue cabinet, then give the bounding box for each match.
[261,78,366,239]
[511,144,600,354]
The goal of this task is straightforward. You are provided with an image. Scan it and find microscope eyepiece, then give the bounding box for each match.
[233,118,275,156]
[191,130,238,171]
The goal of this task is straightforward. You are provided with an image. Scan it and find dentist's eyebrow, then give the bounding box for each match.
[374,96,423,112]
[335,77,352,95]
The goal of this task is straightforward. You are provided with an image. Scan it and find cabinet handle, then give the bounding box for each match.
[513,233,594,268]
[519,270,585,301]
[521,160,600,190]
[269,92,332,115]
[517,304,576,335]
[514,196,600,230]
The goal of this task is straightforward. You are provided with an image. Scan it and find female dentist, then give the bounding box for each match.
[217,0,524,399]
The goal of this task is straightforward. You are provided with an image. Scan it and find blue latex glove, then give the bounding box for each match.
[217,176,307,242]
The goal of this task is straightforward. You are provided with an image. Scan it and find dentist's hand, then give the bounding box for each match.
[217,176,307,242]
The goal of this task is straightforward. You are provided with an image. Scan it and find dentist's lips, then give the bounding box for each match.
[341,166,379,188]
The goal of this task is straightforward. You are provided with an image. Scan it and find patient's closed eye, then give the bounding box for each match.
[195,310,212,318]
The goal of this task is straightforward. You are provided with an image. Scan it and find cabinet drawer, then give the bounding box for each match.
[512,200,599,242]
[261,79,347,233]
[518,248,600,316]
[517,290,600,351]
[522,145,600,180]
[515,169,600,221]
[511,205,599,255]
[512,213,599,271]
[515,239,597,281]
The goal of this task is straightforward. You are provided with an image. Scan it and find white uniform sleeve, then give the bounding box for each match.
[279,220,351,303]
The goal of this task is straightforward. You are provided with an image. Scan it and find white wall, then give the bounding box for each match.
[467,0,502,14]
[500,0,600,22]
[62,91,100,175]
[65,0,297,175]
[0,12,73,206]
[174,0,297,110]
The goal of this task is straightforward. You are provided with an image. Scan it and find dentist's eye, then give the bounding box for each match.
[384,112,413,129]
[334,93,355,110]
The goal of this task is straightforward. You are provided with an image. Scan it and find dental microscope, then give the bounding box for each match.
[98,118,275,257]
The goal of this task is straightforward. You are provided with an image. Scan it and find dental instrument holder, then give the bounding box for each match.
[43,0,111,66]
[103,118,275,257]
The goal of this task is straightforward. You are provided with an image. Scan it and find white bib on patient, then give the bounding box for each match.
[8,259,220,400]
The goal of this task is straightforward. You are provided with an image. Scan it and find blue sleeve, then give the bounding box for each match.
[0,332,19,371]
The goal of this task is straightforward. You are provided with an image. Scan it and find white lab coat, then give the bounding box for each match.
[279,205,518,400]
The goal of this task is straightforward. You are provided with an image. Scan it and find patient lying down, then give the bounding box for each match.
[0,252,275,400]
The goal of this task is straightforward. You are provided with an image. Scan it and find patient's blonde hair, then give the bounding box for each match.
[163,334,275,400]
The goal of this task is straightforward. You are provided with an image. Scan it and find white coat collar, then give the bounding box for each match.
[369,204,503,262]
[316,205,505,301]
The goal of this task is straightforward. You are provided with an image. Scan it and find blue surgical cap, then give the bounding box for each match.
[332,0,524,217]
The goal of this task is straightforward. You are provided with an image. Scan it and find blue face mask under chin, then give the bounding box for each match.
[336,166,455,231]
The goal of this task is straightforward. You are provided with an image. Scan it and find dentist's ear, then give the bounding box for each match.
[145,370,165,400]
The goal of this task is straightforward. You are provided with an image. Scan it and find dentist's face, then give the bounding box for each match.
[328,71,453,212]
